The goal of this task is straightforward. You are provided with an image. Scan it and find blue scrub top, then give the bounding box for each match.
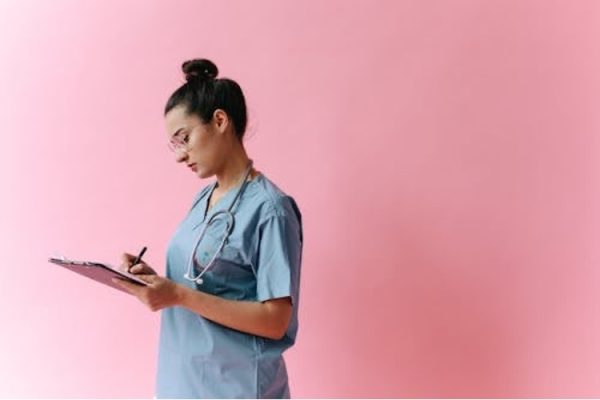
[156,173,303,398]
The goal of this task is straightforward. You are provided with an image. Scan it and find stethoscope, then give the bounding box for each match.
[184,159,254,285]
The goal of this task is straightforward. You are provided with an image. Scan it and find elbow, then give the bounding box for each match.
[266,327,287,341]
[274,324,289,340]
[262,297,293,340]
[265,315,291,340]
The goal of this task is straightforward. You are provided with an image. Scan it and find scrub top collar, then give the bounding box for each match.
[202,173,263,222]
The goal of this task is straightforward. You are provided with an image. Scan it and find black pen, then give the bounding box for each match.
[129,246,147,273]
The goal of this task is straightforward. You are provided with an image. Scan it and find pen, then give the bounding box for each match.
[130,246,147,273]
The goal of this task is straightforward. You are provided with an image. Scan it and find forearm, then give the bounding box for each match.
[175,284,290,340]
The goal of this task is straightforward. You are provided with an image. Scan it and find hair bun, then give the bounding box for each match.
[182,59,219,83]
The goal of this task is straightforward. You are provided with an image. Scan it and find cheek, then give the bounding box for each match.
[188,139,208,160]
[192,135,220,163]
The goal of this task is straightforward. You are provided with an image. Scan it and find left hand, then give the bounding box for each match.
[112,274,183,312]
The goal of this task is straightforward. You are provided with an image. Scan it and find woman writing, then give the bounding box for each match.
[113,58,303,398]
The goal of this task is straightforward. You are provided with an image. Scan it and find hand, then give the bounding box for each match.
[120,252,157,275]
[112,274,183,312]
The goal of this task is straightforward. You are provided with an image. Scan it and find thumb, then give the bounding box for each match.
[137,274,157,285]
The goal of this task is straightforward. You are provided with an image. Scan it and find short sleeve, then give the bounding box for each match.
[255,210,303,305]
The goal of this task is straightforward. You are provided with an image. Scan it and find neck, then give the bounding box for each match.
[214,146,253,192]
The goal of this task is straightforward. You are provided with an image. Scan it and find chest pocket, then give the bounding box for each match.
[195,227,256,301]
[194,215,249,273]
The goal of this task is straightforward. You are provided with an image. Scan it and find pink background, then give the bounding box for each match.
[1,0,600,397]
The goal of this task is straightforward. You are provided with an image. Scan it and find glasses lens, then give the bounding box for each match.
[168,130,192,153]
[168,137,184,152]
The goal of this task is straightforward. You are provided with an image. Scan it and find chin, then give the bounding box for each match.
[197,168,212,179]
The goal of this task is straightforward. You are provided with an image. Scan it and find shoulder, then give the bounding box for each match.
[251,174,302,226]
[250,174,303,245]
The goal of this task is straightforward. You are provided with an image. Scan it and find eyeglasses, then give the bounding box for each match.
[167,123,202,153]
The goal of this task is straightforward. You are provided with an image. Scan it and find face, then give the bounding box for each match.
[165,105,232,178]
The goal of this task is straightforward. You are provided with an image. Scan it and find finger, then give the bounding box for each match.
[112,277,140,294]
[121,252,136,265]
[130,264,146,274]
[120,253,137,272]
[120,263,137,273]
[131,263,157,275]
[136,274,156,284]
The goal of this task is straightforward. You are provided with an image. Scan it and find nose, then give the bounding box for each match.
[174,149,188,163]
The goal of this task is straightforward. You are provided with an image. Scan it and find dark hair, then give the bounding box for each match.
[164,58,248,141]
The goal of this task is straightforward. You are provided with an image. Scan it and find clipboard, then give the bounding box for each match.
[48,257,148,294]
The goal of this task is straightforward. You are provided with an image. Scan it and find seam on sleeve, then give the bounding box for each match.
[254,214,299,303]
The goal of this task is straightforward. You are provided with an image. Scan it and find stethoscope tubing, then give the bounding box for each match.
[184,160,254,285]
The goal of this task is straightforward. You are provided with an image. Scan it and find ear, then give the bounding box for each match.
[212,109,230,134]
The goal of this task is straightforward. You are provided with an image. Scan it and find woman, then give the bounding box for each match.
[113,58,303,398]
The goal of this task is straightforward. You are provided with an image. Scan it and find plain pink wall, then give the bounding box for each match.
[1,0,600,397]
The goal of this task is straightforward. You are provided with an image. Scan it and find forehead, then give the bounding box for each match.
[165,106,202,138]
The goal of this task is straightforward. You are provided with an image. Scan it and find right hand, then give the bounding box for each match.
[120,252,157,275]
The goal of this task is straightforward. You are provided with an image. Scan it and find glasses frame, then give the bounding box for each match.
[167,123,203,153]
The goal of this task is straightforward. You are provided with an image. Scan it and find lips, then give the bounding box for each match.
[188,163,197,171]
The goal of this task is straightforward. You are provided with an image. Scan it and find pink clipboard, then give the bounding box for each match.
[48,257,148,294]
